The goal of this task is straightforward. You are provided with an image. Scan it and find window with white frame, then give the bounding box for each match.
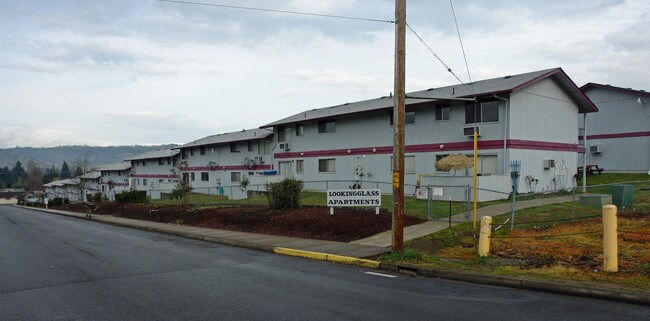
[318,158,336,173]
[190,172,195,181]
[435,154,450,172]
[435,104,450,121]
[296,160,304,173]
[465,99,499,124]
[463,154,498,175]
[391,155,415,173]
[389,111,415,125]
[201,172,209,181]
[295,124,304,136]
[230,143,240,153]
[231,172,241,183]
[318,120,335,133]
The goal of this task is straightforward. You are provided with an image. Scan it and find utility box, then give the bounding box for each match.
[609,184,634,208]
[580,194,612,208]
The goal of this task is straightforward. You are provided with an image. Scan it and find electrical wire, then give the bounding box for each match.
[158,0,395,24]
[406,22,476,99]
[449,0,472,84]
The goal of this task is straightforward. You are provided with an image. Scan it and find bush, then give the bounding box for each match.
[171,180,192,206]
[265,178,303,209]
[50,198,64,206]
[63,198,70,205]
[115,190,148,203]
[92,192,102,203]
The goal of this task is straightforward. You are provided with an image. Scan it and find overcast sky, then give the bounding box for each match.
[1,0,648,148]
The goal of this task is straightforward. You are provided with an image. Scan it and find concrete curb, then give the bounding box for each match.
[274,247,380,269]
[379,263,650,306]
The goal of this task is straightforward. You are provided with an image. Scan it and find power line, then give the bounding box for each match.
[406,22,476,98]
[158,0,395,24]
[449,0,472,84]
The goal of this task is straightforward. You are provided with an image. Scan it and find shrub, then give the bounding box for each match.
[265,178,303,209]
[49,198,63,206]
[115,190,148,203]
[170,180,192,206]
[63,198,70,205]
[92,192,102,203]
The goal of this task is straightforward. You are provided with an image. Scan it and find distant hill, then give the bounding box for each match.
[0,145,177,169]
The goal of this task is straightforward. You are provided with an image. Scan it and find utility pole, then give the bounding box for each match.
[392,0,406,251]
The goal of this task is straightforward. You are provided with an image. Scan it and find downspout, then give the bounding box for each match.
[494,94,509,175]
[582,113,587,192]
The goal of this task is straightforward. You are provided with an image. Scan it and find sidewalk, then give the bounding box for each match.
[350,195,575,247]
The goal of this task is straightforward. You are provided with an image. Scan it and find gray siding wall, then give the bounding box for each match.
[581,87,650,172]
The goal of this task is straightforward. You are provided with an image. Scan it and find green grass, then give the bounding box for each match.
[576,173,649,186]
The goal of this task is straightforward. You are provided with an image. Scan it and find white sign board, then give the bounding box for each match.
[327,189,381,214]
[415,187,444,200]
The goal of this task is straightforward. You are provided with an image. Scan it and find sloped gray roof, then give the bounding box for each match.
[581,82,650,98]
[79,171,101,180]
[98,162,131,172]
[174,128,273,149]
[124,149,180,161]
[261,67,597,128]
[43,178,79,187]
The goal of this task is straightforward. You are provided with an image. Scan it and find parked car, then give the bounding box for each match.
[23,194,42,206]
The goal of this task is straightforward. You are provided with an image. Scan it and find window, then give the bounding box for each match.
[201,172,209,181]
[258,141,270,154]
[231,172,241,183]
[247,141,254,152]
[143,179,148,186]
[277,126,287,142]
[295,124,304,136]
[190,172,195,181]
[181,150,187,159]
[158,158,164,166]
[141,160,146,167]
[159,179,164,183]
[318,120,335,133]
[200,146,206,155]
[318,158,336,173]
[435,154,450,172]
[391,155,415,173]
[167,158,171,165]
[462,154,498,175]
[465,99,499,124]
[435,104,450,121]
[296,160,304,173]
[190,148,194,156]
[389,111,415,125]
[230,143,240,153]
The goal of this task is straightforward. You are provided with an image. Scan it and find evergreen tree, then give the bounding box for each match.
[43,166,59,184]
[74,166,83,177]
[10,161,27,187]
[60,161,71,179]
[0,166,11,187]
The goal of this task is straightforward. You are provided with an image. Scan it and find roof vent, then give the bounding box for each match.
[504,75,512,79]
[427,88,433,91]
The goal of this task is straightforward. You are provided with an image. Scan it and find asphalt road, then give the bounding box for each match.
[1,205,648,321]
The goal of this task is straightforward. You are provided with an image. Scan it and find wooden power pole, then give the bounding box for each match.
[392,0,406,251]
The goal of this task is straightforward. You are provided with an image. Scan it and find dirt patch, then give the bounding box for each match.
[55,203,425,242]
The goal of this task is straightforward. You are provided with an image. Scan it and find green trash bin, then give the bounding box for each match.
[609,184,634,208]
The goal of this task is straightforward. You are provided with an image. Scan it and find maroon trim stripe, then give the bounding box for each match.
[131,174,181,179]
[579,131,650,140]
[274,139,581,159]
[180,165,272,171]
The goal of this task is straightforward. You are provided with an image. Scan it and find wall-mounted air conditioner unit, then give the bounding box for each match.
[279,143,290,150]
[180,160,188,166]
[463,126,479,137]
[590,145,602,154]
[543,159,555,169]
[254,156,264,163]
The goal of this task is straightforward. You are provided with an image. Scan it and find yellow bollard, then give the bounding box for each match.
[602,205,618,272]
[478,216,492,257]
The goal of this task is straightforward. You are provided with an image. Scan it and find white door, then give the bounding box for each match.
[279,161,293,179]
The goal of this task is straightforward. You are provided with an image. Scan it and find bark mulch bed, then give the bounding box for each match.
[55,202,425,242]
